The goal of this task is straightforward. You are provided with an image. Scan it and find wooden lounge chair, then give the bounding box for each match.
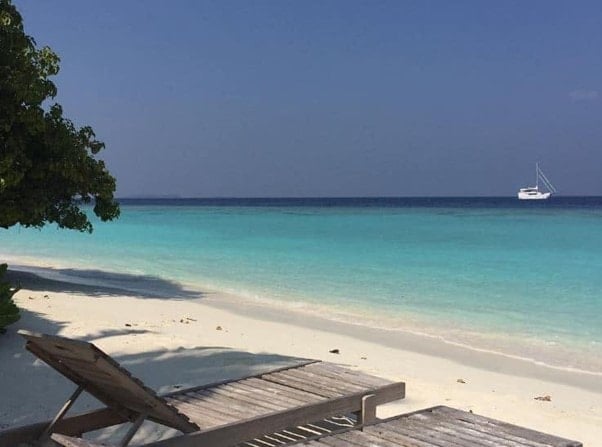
[0,330,405,447]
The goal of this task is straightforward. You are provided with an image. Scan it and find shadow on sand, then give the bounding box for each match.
[5,266,203,300]
[0,301,307,444]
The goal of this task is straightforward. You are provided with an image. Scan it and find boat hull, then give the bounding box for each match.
[517,191,551,200]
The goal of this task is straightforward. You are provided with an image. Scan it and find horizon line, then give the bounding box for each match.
[115,194,602,200]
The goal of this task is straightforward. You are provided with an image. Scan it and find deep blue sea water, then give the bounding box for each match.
[2,197,601,373]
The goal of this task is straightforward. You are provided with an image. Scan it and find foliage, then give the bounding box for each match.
[0,264,20,334]
[0,0,119,233]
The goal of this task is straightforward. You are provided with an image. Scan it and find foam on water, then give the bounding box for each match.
[2,197,601,373]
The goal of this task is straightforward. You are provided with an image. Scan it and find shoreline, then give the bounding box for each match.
[5,258,602,382]
[1,265,601,444]
[203,293,602,393]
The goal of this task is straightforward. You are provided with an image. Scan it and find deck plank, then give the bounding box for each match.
[177,392,250,417]
[336,429,402,447]
[408,412,543,447]
[387,418,476,447]
[222,382,304,409]
[315,436,356,447]
[394,418,496,447]
[306,363,391,387]
[165,400,226,428]
[298,367,382,390]
[204,385,292,413]
[371,424,452,447]
[228,381,311,404]
[191,389,286,416]
[227,382,315,408]
[169,395,236,425]
[431,407,579,447]
[280,369,368,394]
[244,378,325,403]
[263,372,344,398]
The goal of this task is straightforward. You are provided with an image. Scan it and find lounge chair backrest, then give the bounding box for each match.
[18,330,199,433]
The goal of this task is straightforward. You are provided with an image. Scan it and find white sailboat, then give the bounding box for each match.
[517,163,557,200]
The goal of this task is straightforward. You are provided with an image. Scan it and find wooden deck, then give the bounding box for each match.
[247,406,583,447]
[165,362,395,429]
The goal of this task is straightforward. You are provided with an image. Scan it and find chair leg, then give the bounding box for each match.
[40,385,85,440]
[358,394,376,428]
[118,413,147,447]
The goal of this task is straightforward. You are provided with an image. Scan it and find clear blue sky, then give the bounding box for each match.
[15,0,602,197]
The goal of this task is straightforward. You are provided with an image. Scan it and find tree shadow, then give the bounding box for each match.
[5,266,204,300]
[0,309,153,430]
[1,308,71,430]
[0,304,308,445]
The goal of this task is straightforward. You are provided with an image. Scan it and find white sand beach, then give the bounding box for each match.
[1,268,600,445]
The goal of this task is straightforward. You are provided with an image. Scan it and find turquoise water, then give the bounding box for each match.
[2,198,601,372]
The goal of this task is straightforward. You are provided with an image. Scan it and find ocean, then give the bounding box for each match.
[2,197,601,374]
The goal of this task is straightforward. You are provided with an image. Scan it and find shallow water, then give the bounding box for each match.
[2,197,601,373]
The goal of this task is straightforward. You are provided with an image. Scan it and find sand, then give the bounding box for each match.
[1,268,600,445]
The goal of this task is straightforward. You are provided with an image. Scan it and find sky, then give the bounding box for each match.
[14,0,602,197]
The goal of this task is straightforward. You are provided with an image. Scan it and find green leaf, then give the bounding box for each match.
[0,0,120,232]
[0,264,20,334]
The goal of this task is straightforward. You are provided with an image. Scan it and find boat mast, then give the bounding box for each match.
[538,165,557,193]
[536,163,539,189]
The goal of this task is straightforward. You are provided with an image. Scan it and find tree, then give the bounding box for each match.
[0,263,19,334]
[0,0,119,233]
